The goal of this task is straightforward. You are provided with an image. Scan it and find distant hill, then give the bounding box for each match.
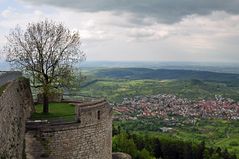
[95,68,239,83]
[73,68,239,103]
[81,61,239,74]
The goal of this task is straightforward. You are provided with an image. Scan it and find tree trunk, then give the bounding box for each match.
[43,93,49,113]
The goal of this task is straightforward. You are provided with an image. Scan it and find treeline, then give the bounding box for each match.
[96,68,239,84]
[112,127,237,159]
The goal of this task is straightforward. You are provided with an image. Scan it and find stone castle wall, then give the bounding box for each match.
[26,100,112,159]
[0,71,22,86]
[0,78,33,159]
[0,71,113,159]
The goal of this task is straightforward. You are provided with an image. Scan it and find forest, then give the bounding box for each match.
[112,126,237,159]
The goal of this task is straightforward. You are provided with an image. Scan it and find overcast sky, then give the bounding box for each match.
[0,0,239,63]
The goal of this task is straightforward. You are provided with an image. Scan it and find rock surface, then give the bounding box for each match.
[112,152,132,159]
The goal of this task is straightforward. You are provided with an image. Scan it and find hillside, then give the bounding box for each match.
[74,68,239,103]
[95,68,239,85]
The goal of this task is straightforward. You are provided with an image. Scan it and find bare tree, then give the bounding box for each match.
[3,20,85,113]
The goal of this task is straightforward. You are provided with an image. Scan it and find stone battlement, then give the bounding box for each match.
[25,100,112,159]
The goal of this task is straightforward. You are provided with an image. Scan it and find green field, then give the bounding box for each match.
[31,103,76,122]
[76,79,239,103]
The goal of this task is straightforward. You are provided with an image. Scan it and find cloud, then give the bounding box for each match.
[20,0,239,23]
[1,7,13,17]
[1,1,239,62]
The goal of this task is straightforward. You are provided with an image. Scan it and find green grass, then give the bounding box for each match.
[75,79,239,103]
[31,103,76,122]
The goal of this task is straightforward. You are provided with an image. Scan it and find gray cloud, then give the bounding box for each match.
[21,0,239,23]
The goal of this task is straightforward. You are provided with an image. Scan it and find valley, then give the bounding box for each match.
[71,67,239,157]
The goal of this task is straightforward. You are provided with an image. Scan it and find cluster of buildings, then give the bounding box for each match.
[114,94,239,120]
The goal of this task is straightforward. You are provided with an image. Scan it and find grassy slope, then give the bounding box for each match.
[31,103,75,122]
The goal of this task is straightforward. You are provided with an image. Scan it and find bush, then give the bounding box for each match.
[229,141,239,147]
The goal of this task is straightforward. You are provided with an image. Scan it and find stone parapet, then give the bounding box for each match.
[25,100,112,159]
